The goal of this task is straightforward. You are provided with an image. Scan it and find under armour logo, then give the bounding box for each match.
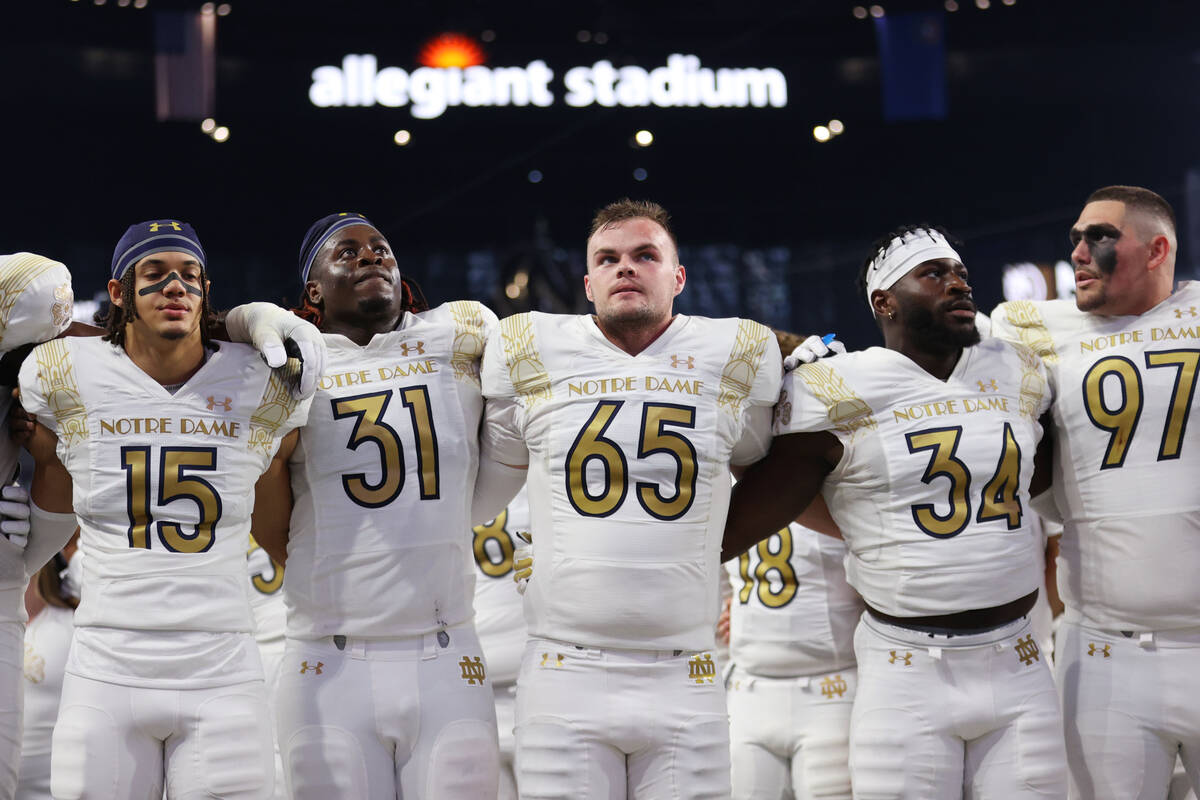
[1087,642,1112,658]
[540,652,564,668]
[688,653,716,684]
[1175,307,1197,319]
[206,396,232,412]
[149,221,182,232]
[670,354,695,369]
[1015,635,1040,666]
[820,674,848,699]
[977,379,999,392]
[459,656,486,685]
[888,650,912,666]
[400,341,425,357]
[299,661,323,675]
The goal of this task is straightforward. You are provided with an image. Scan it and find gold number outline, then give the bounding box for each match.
[1083,355,1143,470]
[248,537,284,594]
[472,508,515,578]
[976,422,1023,529]
[1144,349,1200,461]
[635,402,698,521]
[121,445,152,549]
[121,446,221,552]
[753,528,799,609]
[399,386,440,499]
[156,446,222,553]
[736,551,754,604]
[565,400,628,517]
[906,425,972,538]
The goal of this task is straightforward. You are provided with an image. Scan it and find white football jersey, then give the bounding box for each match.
[0,252,75,625]
[777,340,1051,618]
[472,487,529,685]
[18,337,309,685]
[481,313,781,651]
[247,534,285,646]
[285,301,497,639]
[724,523,863,677]
[993,283,1200,630]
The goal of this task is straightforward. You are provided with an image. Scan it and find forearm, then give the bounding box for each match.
[472,455,527,526]
[23,502,77,574]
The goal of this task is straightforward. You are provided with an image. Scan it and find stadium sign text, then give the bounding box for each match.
[309,54,788,119]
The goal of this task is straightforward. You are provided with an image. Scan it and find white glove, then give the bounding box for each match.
[0,484,30,549]
[783,334,846,371]
[225,303,327,400]
[513,531,532,595]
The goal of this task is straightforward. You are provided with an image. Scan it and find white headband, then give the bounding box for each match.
[864,229,962,312]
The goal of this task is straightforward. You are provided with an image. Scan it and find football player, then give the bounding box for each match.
[479,198,782,798]
[18,220,313,799]
[726,226,1067,798]
[471,487,530,800]
[249,212,502,799]
[725,511,862,800]
[17,534,79,800]
[991,186,1200,799]
[0,251,74,800]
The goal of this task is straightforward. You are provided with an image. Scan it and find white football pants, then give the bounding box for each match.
[1057,619,1200,800]
[0,622,22,800]
[515,637,730,800]
[275,623,500,800]
[727,665,854,800]
[49,673,274,800]
[850,613,1066,799]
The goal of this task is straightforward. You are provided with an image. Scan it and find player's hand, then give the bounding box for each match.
[0,484,30,549]
[8,389,34,449]
[225,303,327,400]
[783,334,846,372]
[513,531,532,595]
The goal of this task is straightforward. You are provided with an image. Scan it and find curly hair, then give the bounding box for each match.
[95,268,217,349]
[856,223,961,308]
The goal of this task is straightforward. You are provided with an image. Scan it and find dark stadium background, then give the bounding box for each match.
[1,0,1196,350]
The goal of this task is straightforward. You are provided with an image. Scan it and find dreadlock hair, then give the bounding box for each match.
[291,273,431,331]
[856,223,961,310]
[96,267,218,349]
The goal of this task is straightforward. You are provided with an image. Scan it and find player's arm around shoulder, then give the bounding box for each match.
[251,428,298,566]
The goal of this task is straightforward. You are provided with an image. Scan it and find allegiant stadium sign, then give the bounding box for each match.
[309,54,788,119]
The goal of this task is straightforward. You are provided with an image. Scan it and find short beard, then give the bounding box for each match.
[596,303,660,335]
[907,305,981,352]
[158,328,188,341]
[357,294,394,316]
[1075,286,1107,312]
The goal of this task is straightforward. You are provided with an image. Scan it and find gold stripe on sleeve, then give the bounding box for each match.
[1000,301,1058,365]
[449,300,486,384]
[500,313,552,408]
[717,319,772,417]
[794,362,877,439]
[248,370,301,455]
[1013,344,1049,420]
[33,339,89,447]
[0,254,64,351]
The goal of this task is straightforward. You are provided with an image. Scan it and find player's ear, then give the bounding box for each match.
[305,279,323,305]
[107,278,124,308]
[673,264,686,297]
[583,273,594,303]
